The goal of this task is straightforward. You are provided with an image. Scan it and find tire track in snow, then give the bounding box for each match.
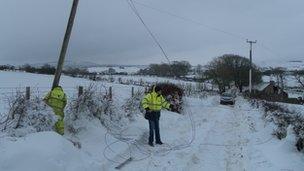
[223,105,250,171]
[197,104,237,170]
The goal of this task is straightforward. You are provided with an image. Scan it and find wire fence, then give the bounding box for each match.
[0,86,143,99]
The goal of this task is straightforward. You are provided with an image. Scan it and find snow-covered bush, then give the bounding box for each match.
[262,103,291,140]
[0,91,56,137]
[250,99,304,152]
[293,115,304,151]
[181,83,207,97]
[273,124,287,140]
[179,82,217,100]
[296,138,304,152]
[65,85,116,135]
[122,89,144,121]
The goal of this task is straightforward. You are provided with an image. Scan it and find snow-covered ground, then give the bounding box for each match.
[1,71,304,171]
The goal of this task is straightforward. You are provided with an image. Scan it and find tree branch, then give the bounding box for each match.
[295,75,304,88]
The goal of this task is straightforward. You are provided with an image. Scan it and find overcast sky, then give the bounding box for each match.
[0,0,303,66]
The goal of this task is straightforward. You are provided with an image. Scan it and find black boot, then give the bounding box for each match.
[148,142,154,147]
[155,141,163,145]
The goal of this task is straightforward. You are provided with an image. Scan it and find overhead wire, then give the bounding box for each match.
[258,42,288,59]
[126,0,171,65]
[103,0,282,166]
[132,0,247,41]
[126,0,179,78]
[102,0,209,166]
[125,0,291,61]
[124,0,196,153]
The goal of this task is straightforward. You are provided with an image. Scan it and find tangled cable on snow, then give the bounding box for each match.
[102,102,196,164]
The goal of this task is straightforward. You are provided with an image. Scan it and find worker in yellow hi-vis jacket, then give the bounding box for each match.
[141,85,172,147]
[44,86,67,135]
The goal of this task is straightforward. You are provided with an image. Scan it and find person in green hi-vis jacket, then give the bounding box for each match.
[44,86,67,135]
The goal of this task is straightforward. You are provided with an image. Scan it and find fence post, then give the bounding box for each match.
[26,87,30,100]
[109,86,112,100]
[131,87,134,97]
[78,86,83,97]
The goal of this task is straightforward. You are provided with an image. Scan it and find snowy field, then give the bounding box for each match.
[88,66,143,74]
[1,71,304,171]
[106,74,197,85]
[0,71,142,116]
[259,60,304,71]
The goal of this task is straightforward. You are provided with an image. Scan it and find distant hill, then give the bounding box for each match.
[26,60,102,69]
[258,59,304,71]
[18,61,149,74]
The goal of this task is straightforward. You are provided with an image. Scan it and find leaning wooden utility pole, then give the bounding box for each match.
[246,39,257,93]
[52,0,79,89]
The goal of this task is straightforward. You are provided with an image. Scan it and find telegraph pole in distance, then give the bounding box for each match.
[52,0,79,89]
[246,39,257,93]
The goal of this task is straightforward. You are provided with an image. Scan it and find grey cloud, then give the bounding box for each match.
[0,0,303,66]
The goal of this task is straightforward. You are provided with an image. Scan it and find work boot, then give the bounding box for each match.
[155,141,163,145]
[148,142,154,147]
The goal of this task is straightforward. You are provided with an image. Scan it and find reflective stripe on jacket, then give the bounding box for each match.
[141,87,170,111]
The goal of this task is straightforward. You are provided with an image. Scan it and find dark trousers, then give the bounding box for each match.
[148,118,161,143]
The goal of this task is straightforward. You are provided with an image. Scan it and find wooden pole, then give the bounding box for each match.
[52,0,79,89]
[246,39,257,94]
[131,87,134,97]
[109,87,112,100]
[78,86,83,97]
[26,87,30,100]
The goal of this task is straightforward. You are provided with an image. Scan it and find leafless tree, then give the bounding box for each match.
[294,70,304,88]
[204,54,262,92]
[271,67,287,90]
